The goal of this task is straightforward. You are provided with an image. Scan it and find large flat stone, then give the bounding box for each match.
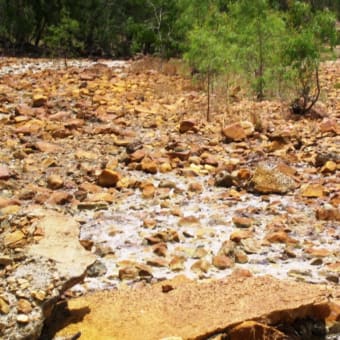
[56,275,340,340]
[28,214,96,281]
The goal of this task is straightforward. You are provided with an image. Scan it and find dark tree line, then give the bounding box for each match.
[0,0,338,58]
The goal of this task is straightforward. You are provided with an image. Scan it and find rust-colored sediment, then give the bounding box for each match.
[56,275,340,340]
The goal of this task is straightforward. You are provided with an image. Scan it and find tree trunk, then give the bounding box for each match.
[207,71,211,122]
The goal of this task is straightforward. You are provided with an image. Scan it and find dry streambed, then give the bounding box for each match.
[0,58,339,339]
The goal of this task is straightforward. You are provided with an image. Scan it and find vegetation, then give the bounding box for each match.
[0,0,337,117]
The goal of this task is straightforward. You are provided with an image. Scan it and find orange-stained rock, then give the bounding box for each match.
[0,197,21,209]
[47,174,64,189]
[97,169,121,187]
[179,119,197,133]
[130,149,146,162]
[55,276,340,340]
[212,255,234,269]
[230,229,253,242]
[222,123,247,141]
[142,183,156,199]
[319,119,340,134]
[316,208,340,221]
[266,231,298,244]
[141,157,158,174]
[232,215,253,228]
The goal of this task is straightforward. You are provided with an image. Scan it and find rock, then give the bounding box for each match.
[77,202,108,210]
[212,255,233,269]
[97,169,121,187]
[153,243,168,257]
[136,264,153,278]
[319,119,339,134]
[130,149,146,162]
[32,94,47,107]
[54,276,340,340]
[35,141,62,153]
[179,120,197,133]
[266,231,298,244]
[17,299,32,314]
[141,158,158,174]
[16,314,29,324]
[228,321,287,340]
[1,205,21,216]
[234,249,248,264]
[232,216,253,228]
[218,240,235,257]
[28,213,96,282]
[4,230,25,248]
[230,230,253,242]
[0,197,21,208]
[188,182,203,193]
[142,182,156,199]
[229,268,253,279]
[88,192,114,203]
[0,165,11,180]
[178,216,200,227]
[305,248,331,258]
[316,208,340,221]
[300,184,325,198]
[146,258,168,268]
[315,151,340,167]
[86,260,107,277]
[47,174,64,189]
[240,238,261,254]
[15,104,36,116]
[143,218,157,229]
[0,255,13,266]
[31,290,46,302]
[0,297,10,314]
[214,171,238,188]
[169,256,185,271]
[191,260,210,274]
[320,160,337,173]
[47,191,73,205]
[159,162,172,173]
[192,247,208,259]
[222,123,246,141]
[250,162,297,194]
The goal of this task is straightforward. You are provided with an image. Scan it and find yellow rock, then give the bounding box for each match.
[4,230,25,247]
[159,162,172,173]
[0,297,10,314]
[1,205,21,215]
[301,183,325,198]
[321,161,337,173]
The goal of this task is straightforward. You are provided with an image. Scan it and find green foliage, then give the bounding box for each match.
[282,1,336,113]
[45,10,83,59]
[228,0,286,99]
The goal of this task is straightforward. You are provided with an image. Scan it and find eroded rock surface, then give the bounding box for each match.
[54,275,340,340]
[0,211,95,340]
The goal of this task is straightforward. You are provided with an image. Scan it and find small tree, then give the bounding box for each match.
[228,0,286,100]
[45,9,83,66]
[184,6,236,122]
[284,1,336,114]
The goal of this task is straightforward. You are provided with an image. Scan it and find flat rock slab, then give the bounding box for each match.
[28,214,96,280]
[56,275,340,340]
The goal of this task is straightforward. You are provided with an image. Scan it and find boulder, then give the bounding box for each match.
[250,161,297,194]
